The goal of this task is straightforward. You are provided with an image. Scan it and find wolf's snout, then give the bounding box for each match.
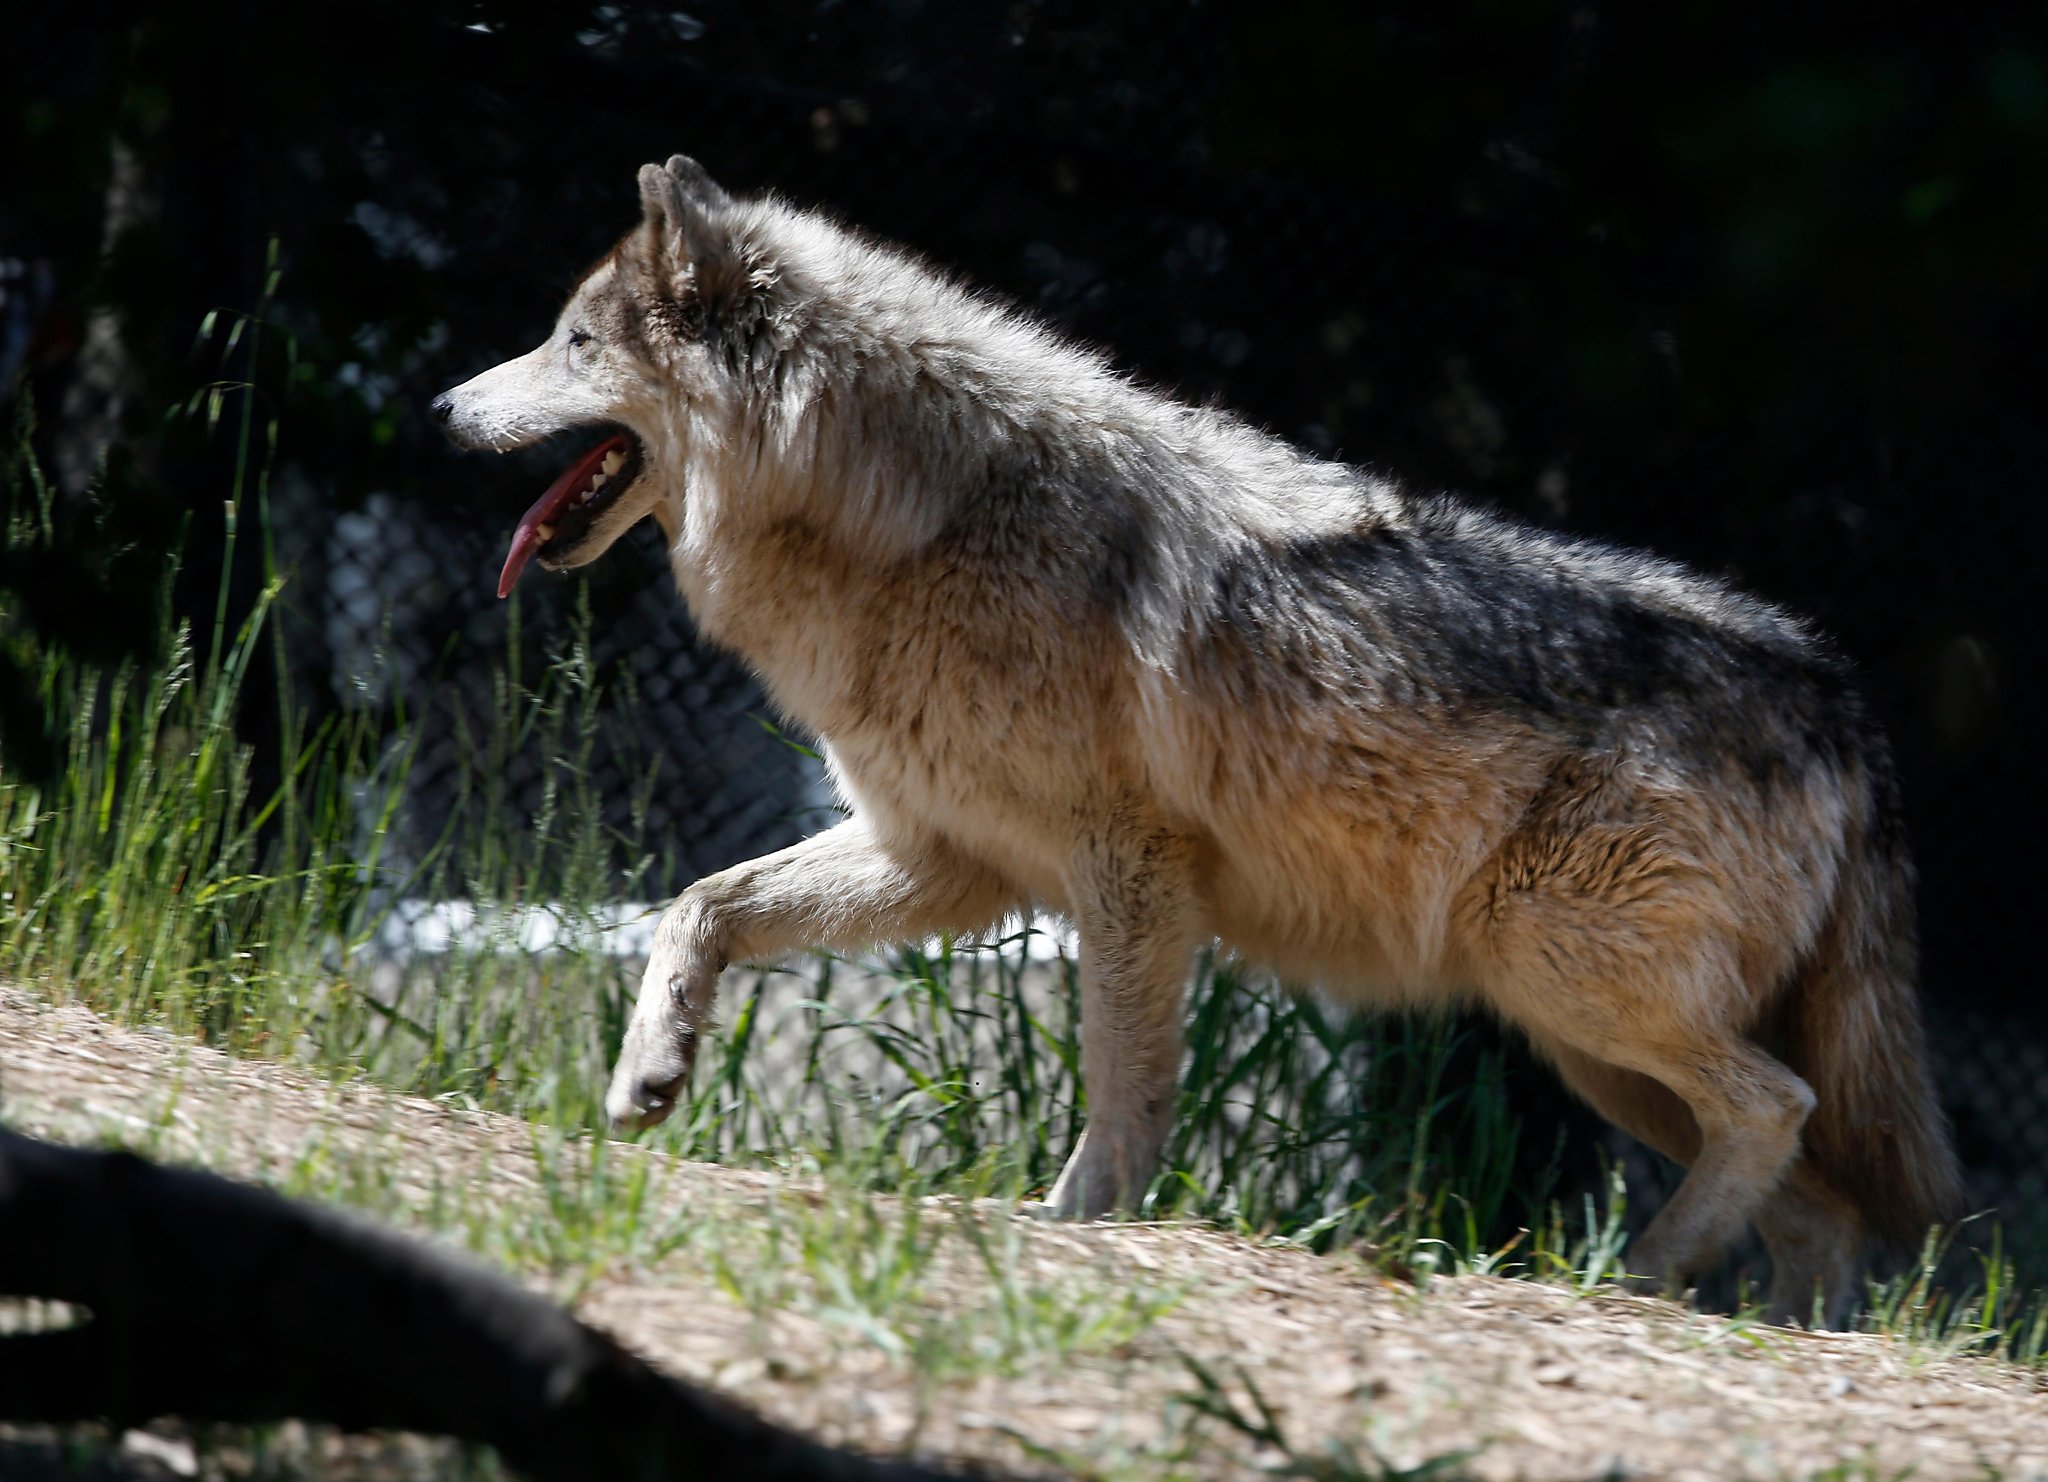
[430,388,491,452]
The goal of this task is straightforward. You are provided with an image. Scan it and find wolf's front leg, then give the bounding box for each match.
[606,819,1012,1130]
[1043,823,1204,1219]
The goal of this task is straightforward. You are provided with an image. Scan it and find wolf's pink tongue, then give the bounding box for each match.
[497,435,631,599]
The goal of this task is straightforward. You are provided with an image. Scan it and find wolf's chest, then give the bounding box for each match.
[679,517,1127,892]
[798,645,1113,902]
[821,721,1080,902]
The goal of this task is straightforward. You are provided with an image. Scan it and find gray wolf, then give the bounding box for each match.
[434,155,1964,1326]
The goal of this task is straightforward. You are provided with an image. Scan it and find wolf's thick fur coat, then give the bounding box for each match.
[437,157,1964,1325]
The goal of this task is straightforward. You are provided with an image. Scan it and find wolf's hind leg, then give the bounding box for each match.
[606,818,1013,1130]
[1041,820,1204,1220]
[1544,1044,1858,1324]
[1753,1164,1864,1328]
[1475,790,1818,1305]
[1542,1041,1702,1166]
[1532,1023,1812,1300]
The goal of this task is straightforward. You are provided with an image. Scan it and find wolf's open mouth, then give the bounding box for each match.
[497,426,646,598]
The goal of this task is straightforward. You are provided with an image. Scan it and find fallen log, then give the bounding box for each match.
[0,1128,989,1481]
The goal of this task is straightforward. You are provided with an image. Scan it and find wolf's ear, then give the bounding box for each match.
[634,156,768,344]
[637,155,734,268]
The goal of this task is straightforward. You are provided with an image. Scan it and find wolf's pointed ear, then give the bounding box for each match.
[664,155,732,210]
[634,155,763,340]
[637,155,734,268]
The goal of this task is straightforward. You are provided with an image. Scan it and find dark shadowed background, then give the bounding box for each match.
[4,2,2044,1237]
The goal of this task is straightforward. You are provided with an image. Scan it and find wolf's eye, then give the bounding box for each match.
[567,328,593,350]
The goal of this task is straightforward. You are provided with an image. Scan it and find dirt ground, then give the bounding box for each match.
[4,983,2046,1481]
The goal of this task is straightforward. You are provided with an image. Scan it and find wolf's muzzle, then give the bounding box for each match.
[431,390,499,453]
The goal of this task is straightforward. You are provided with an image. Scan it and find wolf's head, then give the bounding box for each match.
[434,155,789,598]
[440,154,1115,604]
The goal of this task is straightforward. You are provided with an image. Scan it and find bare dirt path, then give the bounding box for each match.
[3,984,2045,1481]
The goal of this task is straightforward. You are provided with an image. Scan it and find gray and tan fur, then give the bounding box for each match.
[436,156,1964,1326]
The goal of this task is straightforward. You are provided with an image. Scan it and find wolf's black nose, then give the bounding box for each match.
[431,393,454,424]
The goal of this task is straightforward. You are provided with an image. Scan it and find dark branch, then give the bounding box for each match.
[0,1129,994,1482]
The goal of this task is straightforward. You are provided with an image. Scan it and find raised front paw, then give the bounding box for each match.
[604,1020,696,1131]
[605,956,711,1132]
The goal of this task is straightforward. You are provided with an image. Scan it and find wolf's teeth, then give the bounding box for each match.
[536,522,557,541]
[602,451,624,475]
[589,471,610,491]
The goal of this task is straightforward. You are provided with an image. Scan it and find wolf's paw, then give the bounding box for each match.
[605,1074,683,1132]
[1616,1269,1689,1305]
[604,1027,695,1133]
[1018,1199,1088,1222]
[1038,1162,1123,1221]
